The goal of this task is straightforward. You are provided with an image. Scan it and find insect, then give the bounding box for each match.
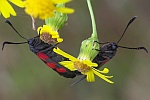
[71,16,148,86]
[2,20,77,78]
[93,16,148,68]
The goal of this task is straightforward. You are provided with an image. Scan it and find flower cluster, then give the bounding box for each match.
[24,0,74,19]
[0,0,74,19]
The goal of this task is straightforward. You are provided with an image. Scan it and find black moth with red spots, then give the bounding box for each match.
[2,20,77,78]
[93,16,148,69]
[28,36,77,78]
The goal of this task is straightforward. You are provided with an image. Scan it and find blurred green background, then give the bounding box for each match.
[0,0,150,100]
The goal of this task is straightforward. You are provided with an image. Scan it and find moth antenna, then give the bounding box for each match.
[2,41,28,50]
[117,16,137,44]
[118,45,148,53]
[5,20,28,40]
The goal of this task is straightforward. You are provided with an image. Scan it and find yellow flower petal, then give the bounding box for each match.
[9,0,24,8]
[53,47,77,61]
[59,61,76,71]
[97,68,109,74]
[0,0,24,18]
[56,7,75,14]
[51,31,58,35]
[57,38,63,42]
[82,60,98,67]
[86,70,95,82]
[103,75,113,78]
[37,27,42,34]
[0,0,16,18]
[52,0,71,4]
[93,68,113,78]
[92,68,114,84]
[51,34,59,38]
[102,68,109,73]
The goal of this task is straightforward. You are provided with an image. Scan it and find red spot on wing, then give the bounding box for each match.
[37,52,49,61]
[37,52,66,74]
[46,62,56,69]
[102,58,109,64]
[56,68,66,73]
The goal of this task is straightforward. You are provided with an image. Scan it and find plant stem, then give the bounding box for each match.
[87,0,97,38]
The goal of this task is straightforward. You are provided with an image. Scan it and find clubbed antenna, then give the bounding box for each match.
[118,45,148,53]
[2,41,28,50]
[5,20,28,40]
[117,16,137,44]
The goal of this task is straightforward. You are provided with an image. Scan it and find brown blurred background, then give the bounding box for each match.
[0,0,150,100]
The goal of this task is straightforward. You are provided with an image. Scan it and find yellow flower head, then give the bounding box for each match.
[53,47,114,83]
[37,25,63,44]
[24,0,74,20]
[0,0,24,18]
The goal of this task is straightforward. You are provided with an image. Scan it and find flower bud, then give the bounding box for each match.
[45,4,68,31]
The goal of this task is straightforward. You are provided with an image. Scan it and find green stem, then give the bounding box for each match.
[87,0,97,38]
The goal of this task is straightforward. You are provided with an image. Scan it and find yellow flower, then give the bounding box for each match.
[37,25,63,44]
[0,0,24,18]
[53,47,114,83]
[24,0,74,20]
